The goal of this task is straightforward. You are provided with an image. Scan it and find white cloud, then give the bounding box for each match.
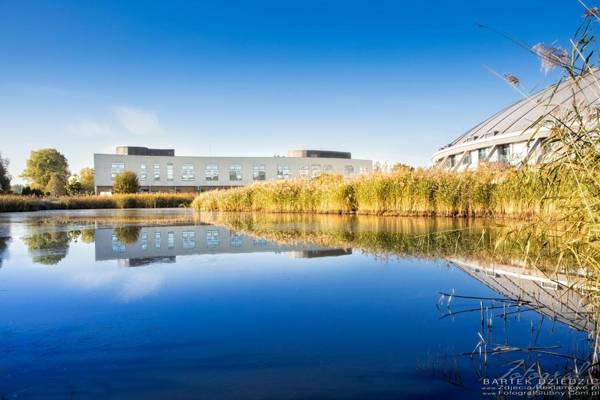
[118,273,162,302]
[114,106,161,135]
[66,119,114,137]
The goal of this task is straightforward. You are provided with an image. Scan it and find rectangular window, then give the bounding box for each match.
[111,162,125,179]
[206,229,220,247]
[229,164,242,181]
[205,164,219,181]
[253,238,267,246]
[478,148,488,162]
[111,234,126,252]
[182,164,195,181]
[344,165,355,175]
[140,164,147,181]
[167,231,175,248]
[182,231,196,249]
[450,156,457,168]
[253,164,266,180]
[299,165,309,178]
[230,233,243,247]
[154,232,161,248]
[277,165,290,180]
[153,164,160,181]
[359,167,368,175]
[498,144,511,163]
[462,153,471,166]
[167,163,174,181]
[141,233,148,250]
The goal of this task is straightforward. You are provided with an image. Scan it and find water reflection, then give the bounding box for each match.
[97,224,351,266]
[0,225,10,268]
[22,231,72,265]
[200,212,600,395]
[1,210,598,398]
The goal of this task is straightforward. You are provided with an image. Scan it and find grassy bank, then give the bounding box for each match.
[191,165,563,219]
[0,193,195,213]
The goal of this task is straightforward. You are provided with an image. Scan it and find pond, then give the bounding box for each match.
[0,209,596,399]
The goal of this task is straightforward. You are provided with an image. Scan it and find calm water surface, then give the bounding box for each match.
[0,209,595,399]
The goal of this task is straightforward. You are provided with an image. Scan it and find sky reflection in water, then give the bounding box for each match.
[0,210,594,399]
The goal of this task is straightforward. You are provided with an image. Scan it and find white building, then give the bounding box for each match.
[94,147,372,194]
[432,69,600,170]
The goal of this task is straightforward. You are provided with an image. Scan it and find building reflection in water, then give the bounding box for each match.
[0,224,10,268]
[95,224,352,266]
[450,258,594,333]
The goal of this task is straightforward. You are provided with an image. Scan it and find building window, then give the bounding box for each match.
[205,164,219,181]
[111,234,126,253]
[206,230,220,247]
[153,164,160,181]
[462,153,471,166]
[277,165,290,180]
[140,164,147,181]
[478,148,488,162]
[154,232,161,248]
[229,164,242,181]
[182,164,195,181]
[230,233,243,247]
[253,164,266,180]
[498,144,511,163]
[182,231,196,249]
[111,162,125,179]
[450,155,457,168]
[344,165,355,175]
[141,233,148,250]
[323,164,333,173]
[167,163,174,181]
[299,165,309,178]
[311,164,322,177]
[167,231,175,249]
[359,167,368,175]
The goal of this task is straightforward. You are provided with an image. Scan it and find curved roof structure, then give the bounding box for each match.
[433,69,600,167]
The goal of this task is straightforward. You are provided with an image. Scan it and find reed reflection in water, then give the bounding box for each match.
[1,209,598,398]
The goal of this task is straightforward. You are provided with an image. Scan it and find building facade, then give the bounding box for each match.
[432,69,600,170]
[94,147,372,194]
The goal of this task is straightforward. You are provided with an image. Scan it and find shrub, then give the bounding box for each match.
[113,171,140,194]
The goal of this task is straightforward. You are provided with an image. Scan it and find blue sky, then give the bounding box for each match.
[0,0,584,182]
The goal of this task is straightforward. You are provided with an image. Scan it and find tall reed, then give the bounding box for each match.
[191,165,566,219]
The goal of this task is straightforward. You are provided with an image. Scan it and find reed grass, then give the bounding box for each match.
[0,193,195,213]
[191,164,565,219]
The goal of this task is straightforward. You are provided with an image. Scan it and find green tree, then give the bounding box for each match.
[114,226,141,244]
[45,173,67,197]
[23,231,70,265]
[66,177,84,195]
[113,171,139,194]
[0,153,11,193]
[80,229,96,244]
[22,186,44,197]
[21,149,69,190]
[79,167,95,194]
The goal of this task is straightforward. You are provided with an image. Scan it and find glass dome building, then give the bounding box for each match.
[432,69,600,170]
